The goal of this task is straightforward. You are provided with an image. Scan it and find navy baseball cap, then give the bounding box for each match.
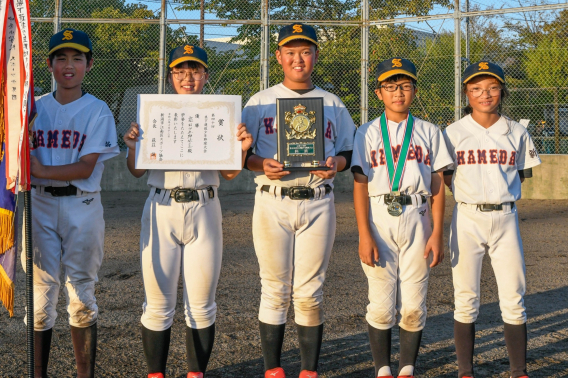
[375,57,417,83]
[168,44,208,68]
[277,23,318,47]
[462,61,505,84]
[48,28,92,55]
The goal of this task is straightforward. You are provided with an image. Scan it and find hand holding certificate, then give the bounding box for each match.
[136,94,242,170]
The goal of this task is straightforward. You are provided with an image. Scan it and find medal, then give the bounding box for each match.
[379,112,415,217]
[387,201,403,216]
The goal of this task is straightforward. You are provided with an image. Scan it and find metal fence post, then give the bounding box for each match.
[454,0,462,122]
[52,0,62,92]
[158,0,167,94]
[465,0,469,63]
[554,87,560,153]
[360,0,369,126]
[260,0,270,91]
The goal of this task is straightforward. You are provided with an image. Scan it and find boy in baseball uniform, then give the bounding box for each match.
[123,45,252,378]
[351,58,453,378]
[443,61,541,378]
[242,23,356,378]
[25,29,120,378]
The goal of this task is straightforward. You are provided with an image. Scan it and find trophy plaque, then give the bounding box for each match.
[276,97,329,171]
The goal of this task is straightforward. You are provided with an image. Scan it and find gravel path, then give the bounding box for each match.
[1,191,567,377]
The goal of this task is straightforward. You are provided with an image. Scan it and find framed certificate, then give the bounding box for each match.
[135,94,242,170]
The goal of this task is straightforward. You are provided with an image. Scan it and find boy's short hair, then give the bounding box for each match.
[48,28,92,64]
[49,50,92,65]
[377,74,417,89]
[277,23,319,49]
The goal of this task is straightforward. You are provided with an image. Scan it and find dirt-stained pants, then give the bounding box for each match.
[22,187,104,331]
[362,194,432,332]
[253,187,336,327]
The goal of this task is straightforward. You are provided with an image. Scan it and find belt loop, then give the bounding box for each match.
[410,194,418,207]
[163,190,171,205]
[198,188,206,205]
[502,202,512,214]
[275,186,281,197]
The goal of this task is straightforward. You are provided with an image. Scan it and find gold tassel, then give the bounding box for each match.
[0,264,14,317]
[0,208,15,254]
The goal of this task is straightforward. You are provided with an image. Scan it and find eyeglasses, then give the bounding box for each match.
[171,70,207,81]
[468,86,502,97]
[380,83,415,92]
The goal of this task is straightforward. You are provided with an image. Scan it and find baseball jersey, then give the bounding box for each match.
[31,93,120,192]
[352,116,453,197]
[242,83,356,188]
[443,114,542,204]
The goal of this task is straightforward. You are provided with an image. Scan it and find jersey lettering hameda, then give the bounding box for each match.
[455,149,516,166]
[263,117,275,134]
[32,129,87,152]
[370,144,431,168]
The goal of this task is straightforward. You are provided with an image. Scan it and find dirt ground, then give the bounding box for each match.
[1,191,567,377]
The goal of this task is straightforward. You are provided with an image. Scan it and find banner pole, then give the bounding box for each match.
[24,191,33,378]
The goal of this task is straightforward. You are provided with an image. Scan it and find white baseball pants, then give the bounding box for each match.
[252,187,336,327]
[450,203,527,325]
[362,195,432,332]
[22,187,104,331]
[140,187,222,331]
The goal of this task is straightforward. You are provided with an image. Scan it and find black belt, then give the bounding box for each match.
[260,185,332,200]
[155,186,214,203]
[477,202,515,212]
[384,193,427,205]
[32,185,78,197]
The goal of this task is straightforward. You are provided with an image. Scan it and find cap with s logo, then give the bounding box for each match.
[277,23,319,47]
[375,57,417,83]
[48,28,92,55]
[168,44,208,68]
[462,60,505,84]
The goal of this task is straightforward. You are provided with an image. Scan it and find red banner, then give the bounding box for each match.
[0,0,35,316]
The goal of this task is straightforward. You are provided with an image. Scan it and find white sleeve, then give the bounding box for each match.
[442,129,456,170]
[242,97,261,151]
[430,126,454,172]
[333,103,356,153]
[516,130,542,170]
[351,129,370,176]
[79,112,120,163]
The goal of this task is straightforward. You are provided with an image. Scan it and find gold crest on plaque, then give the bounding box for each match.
[284,104,317,139]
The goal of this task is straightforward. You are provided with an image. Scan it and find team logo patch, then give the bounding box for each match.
[62,30,73,40]
[184,45,194,54]
[292,24,303,33]
[529,148,538,158]
[83,198,94,205]
[105,141,111,147]
[392,58,402,68]
[419,209,427,216]
[479,62,489,70]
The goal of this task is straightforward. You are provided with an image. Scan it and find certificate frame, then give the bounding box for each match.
[135,94,242,170]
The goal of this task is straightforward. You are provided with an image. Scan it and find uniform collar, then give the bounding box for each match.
[466,114,509,135]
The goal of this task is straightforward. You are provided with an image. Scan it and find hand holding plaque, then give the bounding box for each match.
[276,98,329,171]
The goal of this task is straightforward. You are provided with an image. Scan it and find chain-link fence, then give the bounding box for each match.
[30,0,568,153]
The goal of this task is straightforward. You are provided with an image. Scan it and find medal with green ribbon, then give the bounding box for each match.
[379,112,415,216]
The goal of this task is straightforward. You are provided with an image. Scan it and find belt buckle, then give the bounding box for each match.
[478,204,494,212]
[289,186,311,200]
[174,189,195,203]
[48,187,63,197]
